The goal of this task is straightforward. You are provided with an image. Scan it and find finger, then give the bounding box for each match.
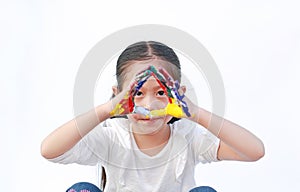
[131,75,150,96]
[133,106,150,116]
[158,67,175,87]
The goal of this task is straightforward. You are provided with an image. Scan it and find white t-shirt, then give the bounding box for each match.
[50,118,220,192]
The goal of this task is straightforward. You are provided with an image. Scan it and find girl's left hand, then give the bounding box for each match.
[149,67,194,119]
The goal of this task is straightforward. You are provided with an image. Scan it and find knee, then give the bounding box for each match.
[189,186,217,192]
[66,182,102,192]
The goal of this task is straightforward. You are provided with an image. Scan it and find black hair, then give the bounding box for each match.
[115,41,181,90]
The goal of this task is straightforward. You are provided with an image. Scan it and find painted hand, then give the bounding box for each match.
[109,68,152,117]
[109,66,192,118]
[154,67,192,118]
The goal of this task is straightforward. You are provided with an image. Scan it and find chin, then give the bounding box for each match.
[129,117,168,135]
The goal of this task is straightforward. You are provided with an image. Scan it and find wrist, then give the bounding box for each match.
[95,101,113,121]
[187,105,200,122]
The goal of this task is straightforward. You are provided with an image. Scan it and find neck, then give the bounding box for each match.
[133,125,170,156]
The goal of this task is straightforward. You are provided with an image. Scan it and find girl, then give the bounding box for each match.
[41,41,265,192]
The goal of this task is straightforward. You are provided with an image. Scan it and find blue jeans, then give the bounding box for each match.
[66,182,217,192]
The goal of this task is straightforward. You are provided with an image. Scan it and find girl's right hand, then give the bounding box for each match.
[109,88,134,117]
[109,66,157,117]
[109,72,147,117]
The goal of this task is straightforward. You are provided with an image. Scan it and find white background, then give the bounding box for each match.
[1,0,300,191]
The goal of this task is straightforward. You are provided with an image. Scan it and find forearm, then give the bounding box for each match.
[191,107,265,161]
[41,101,111,159]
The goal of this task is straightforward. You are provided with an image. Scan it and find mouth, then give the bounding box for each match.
[138,119,152,122]
[132,114,162,122]
[136,118,163,127]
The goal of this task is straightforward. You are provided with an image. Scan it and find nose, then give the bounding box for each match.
[137,95,165,111]
[140,94,155,110]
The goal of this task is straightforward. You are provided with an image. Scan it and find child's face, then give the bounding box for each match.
[121,60,177,134]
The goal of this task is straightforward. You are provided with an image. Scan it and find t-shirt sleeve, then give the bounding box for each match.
[192,124,220,164]
[47,123,110,166]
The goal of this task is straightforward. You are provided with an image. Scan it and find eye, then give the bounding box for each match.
[135,91,143,96]
[157,90,165,96]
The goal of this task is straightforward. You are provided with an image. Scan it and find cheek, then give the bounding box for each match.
[152,99,169,109]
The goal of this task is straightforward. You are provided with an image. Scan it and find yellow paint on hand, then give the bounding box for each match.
[150,109,166,117]
[165,103,184,118]
[109,103,124,116]
[147,98,184,118]
[149,102,184,118]
[109,92,130,116]
[110,95,185,118]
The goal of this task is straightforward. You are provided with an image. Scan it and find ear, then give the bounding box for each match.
[112,86,119,96]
